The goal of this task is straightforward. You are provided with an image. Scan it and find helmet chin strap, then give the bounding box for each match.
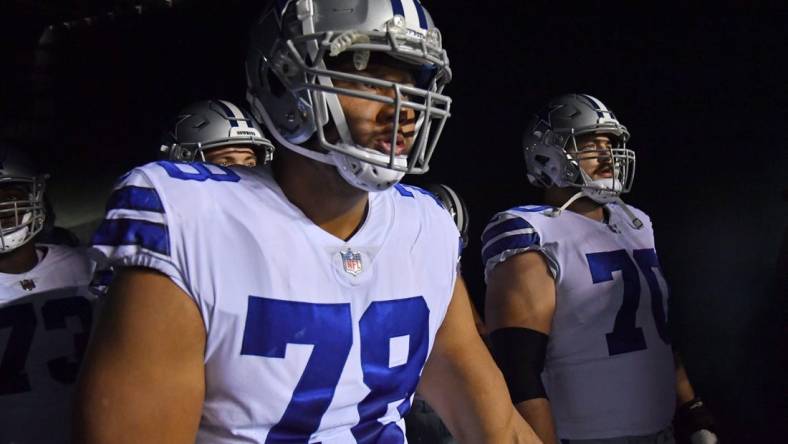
[546,190,586,217]
[582,174,643,229]
[612,197,644,229]
[546,190,643,229]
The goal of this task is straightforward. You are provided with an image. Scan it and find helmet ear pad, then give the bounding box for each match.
[254,47,318,144]
[525,132,582,188]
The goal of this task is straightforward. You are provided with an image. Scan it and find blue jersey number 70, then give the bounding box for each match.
[586,248,671,356]
[241,296,429,444]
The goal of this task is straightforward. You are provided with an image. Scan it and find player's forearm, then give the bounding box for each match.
[515,398,558,444]
[419,350,541,443]
[422,277,541,442]
[466,406,543,444]
[445,392,542,444]
[674,353,696,404]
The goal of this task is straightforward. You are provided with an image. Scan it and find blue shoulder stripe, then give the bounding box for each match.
[106,186,164,213]
[91,219,170,255]
[481,228,540,266]
[481,216,533,246]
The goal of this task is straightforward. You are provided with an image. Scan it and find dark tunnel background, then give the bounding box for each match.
[3,2,787,441]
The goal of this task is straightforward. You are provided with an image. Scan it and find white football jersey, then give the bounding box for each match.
[0,244,96,443]
[90,161,460,444]
[482,204,675,440]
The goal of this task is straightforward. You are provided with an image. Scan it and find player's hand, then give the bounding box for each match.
[690,429,719,444]
[674,397,718,444]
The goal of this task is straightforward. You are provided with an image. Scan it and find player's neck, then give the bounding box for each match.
[0,242,39,274]
[545,188,605,222]
[273,151,369,241]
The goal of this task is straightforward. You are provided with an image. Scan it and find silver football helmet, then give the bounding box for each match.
[523,93,636,203]
[0,144,47,253]
[424,183,469,248]
[523,94,642,228]
[246,0,452,191]
[160,100,275,164]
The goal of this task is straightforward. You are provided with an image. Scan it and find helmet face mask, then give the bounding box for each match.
[247,0,452,191]
[0,148,47,254]
[523,94,636,203]
[160,100,275,165]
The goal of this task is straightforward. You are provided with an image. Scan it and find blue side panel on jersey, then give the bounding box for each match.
[412,0,428,30]
[481,217,534,246]
[390,0,405,17]
[481,227,540,265]
[106,186,165,213]
[91,219,170,255]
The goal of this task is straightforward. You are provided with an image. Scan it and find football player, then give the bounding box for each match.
[0,144,96,443]
[159,99,275,167]
[406,183,481,444]
[75,1,540,443]
[483,94,718,444]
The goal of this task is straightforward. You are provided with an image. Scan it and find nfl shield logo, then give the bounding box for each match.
[340,248,363,276]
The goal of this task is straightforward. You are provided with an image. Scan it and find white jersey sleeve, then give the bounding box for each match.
[481,205,560,281]
[90,164,191,298]
[481,204,675,440]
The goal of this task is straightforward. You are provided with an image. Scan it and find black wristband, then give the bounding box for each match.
[489,327,549,403]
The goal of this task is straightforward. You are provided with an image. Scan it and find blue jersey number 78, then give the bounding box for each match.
[241,296,429,444]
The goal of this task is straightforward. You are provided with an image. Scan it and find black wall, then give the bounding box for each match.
[4,2,786,441]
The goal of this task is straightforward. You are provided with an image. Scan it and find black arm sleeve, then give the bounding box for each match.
[489,327,549,403]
